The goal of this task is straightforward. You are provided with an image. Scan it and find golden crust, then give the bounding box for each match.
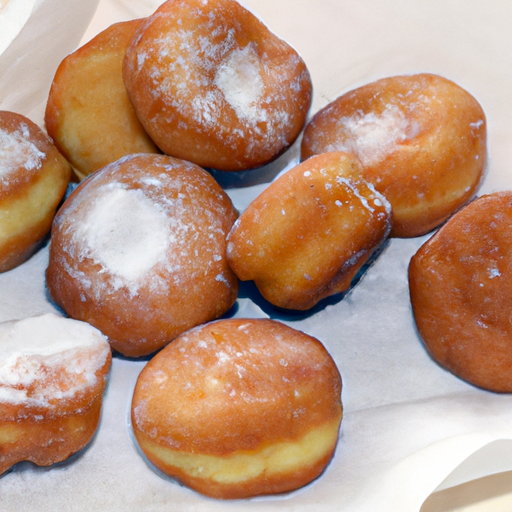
[45,19,159,180]
[409,191,512,392]
[122,0,312,171]
[301,73,486,238]
[227,152,392,310]
[0,111,71,272]
[131,318,342,499]
[46,154,239,357]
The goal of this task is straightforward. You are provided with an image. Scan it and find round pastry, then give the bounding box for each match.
[122,0,312,172]
[227,151,392,310]
[0,313,111,475]
[46,153,238,358]
[301,73,487,238]
[45,19,159,181]
[0,110,71,273]
[409,191,512,392]
[131,318,342,499]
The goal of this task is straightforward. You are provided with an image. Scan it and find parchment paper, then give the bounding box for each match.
[2,1,512,510]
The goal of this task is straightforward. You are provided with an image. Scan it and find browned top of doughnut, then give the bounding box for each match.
[302,73,487,237]
[132,318,342,454]
[0,110,70,200]
[123,0,312,171]
[409,191,512,392]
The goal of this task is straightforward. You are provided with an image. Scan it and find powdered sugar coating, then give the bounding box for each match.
[69,185,172,295]
[123,0,312,171]
[326,104,421,167]
[0,314,110,406]
[0,122,45,185]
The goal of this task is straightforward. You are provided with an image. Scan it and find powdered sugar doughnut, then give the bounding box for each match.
[45,19,159,181]
[301,74,487,237]
[46,154,238,357]
[0,110,71,272]
[122,0,312,172]
[131,318,342,499]
[0,313,111,475]
[227,152,392,310]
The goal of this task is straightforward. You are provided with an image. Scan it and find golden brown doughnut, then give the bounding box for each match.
[122,0,312,172]
[45,19,159,181]
[301,73,487,238]
[46,154,238,358]
[227,152,392,310]
[409,191,512,392]
[0,110,71,273]
[131,318,342,499]
[0,313,111,475]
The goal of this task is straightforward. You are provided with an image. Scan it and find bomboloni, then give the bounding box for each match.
[46,154,238,357]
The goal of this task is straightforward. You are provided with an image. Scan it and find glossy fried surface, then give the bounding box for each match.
[409,192,512,392]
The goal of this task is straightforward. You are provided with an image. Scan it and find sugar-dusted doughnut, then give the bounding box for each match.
[301,73,487,238]
[409,191,512,392]
[131,318,342,499]
[46,154,238,358]
[122,0,312,172]
[227,152,392,310]
[0,313,111,475]
[45,19,159,181]
[0,110,71,273]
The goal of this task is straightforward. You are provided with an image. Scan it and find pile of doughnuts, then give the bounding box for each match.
[1,0,505,502]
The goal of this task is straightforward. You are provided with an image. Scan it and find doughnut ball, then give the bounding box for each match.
[0,313,111,475]
[45,19,159,181]
[122,0,312,172]
[301,73,487,238]
[46,154,238,358]
[227,152,392,310]
[0,110,71,273]
[409,191,512,392]
[131,318,342,499]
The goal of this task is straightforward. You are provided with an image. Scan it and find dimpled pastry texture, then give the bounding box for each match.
[301,73,487,237]
[0,313,111,475]
[46,154,238,357]
[226,152,392,310]
[0,110,71,272]
[122,0,312,171]
[409,191,512,393]
[131,318,342,499]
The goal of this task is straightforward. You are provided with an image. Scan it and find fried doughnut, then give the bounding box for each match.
[131,318,342,499]
[0,110,71,273]
[0,313,111,475]
[46,154,238,358]
[226,152,392,310]
[409,191,512,392]
[45,19,159,181]
[122,0,312,172]
[301,73,487,238]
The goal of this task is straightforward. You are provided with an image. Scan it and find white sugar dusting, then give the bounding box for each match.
[0,314,109,405]
[71,185,171,290]
[332,104,420,166]
[214,44,263,122]
[0,124,45,182]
